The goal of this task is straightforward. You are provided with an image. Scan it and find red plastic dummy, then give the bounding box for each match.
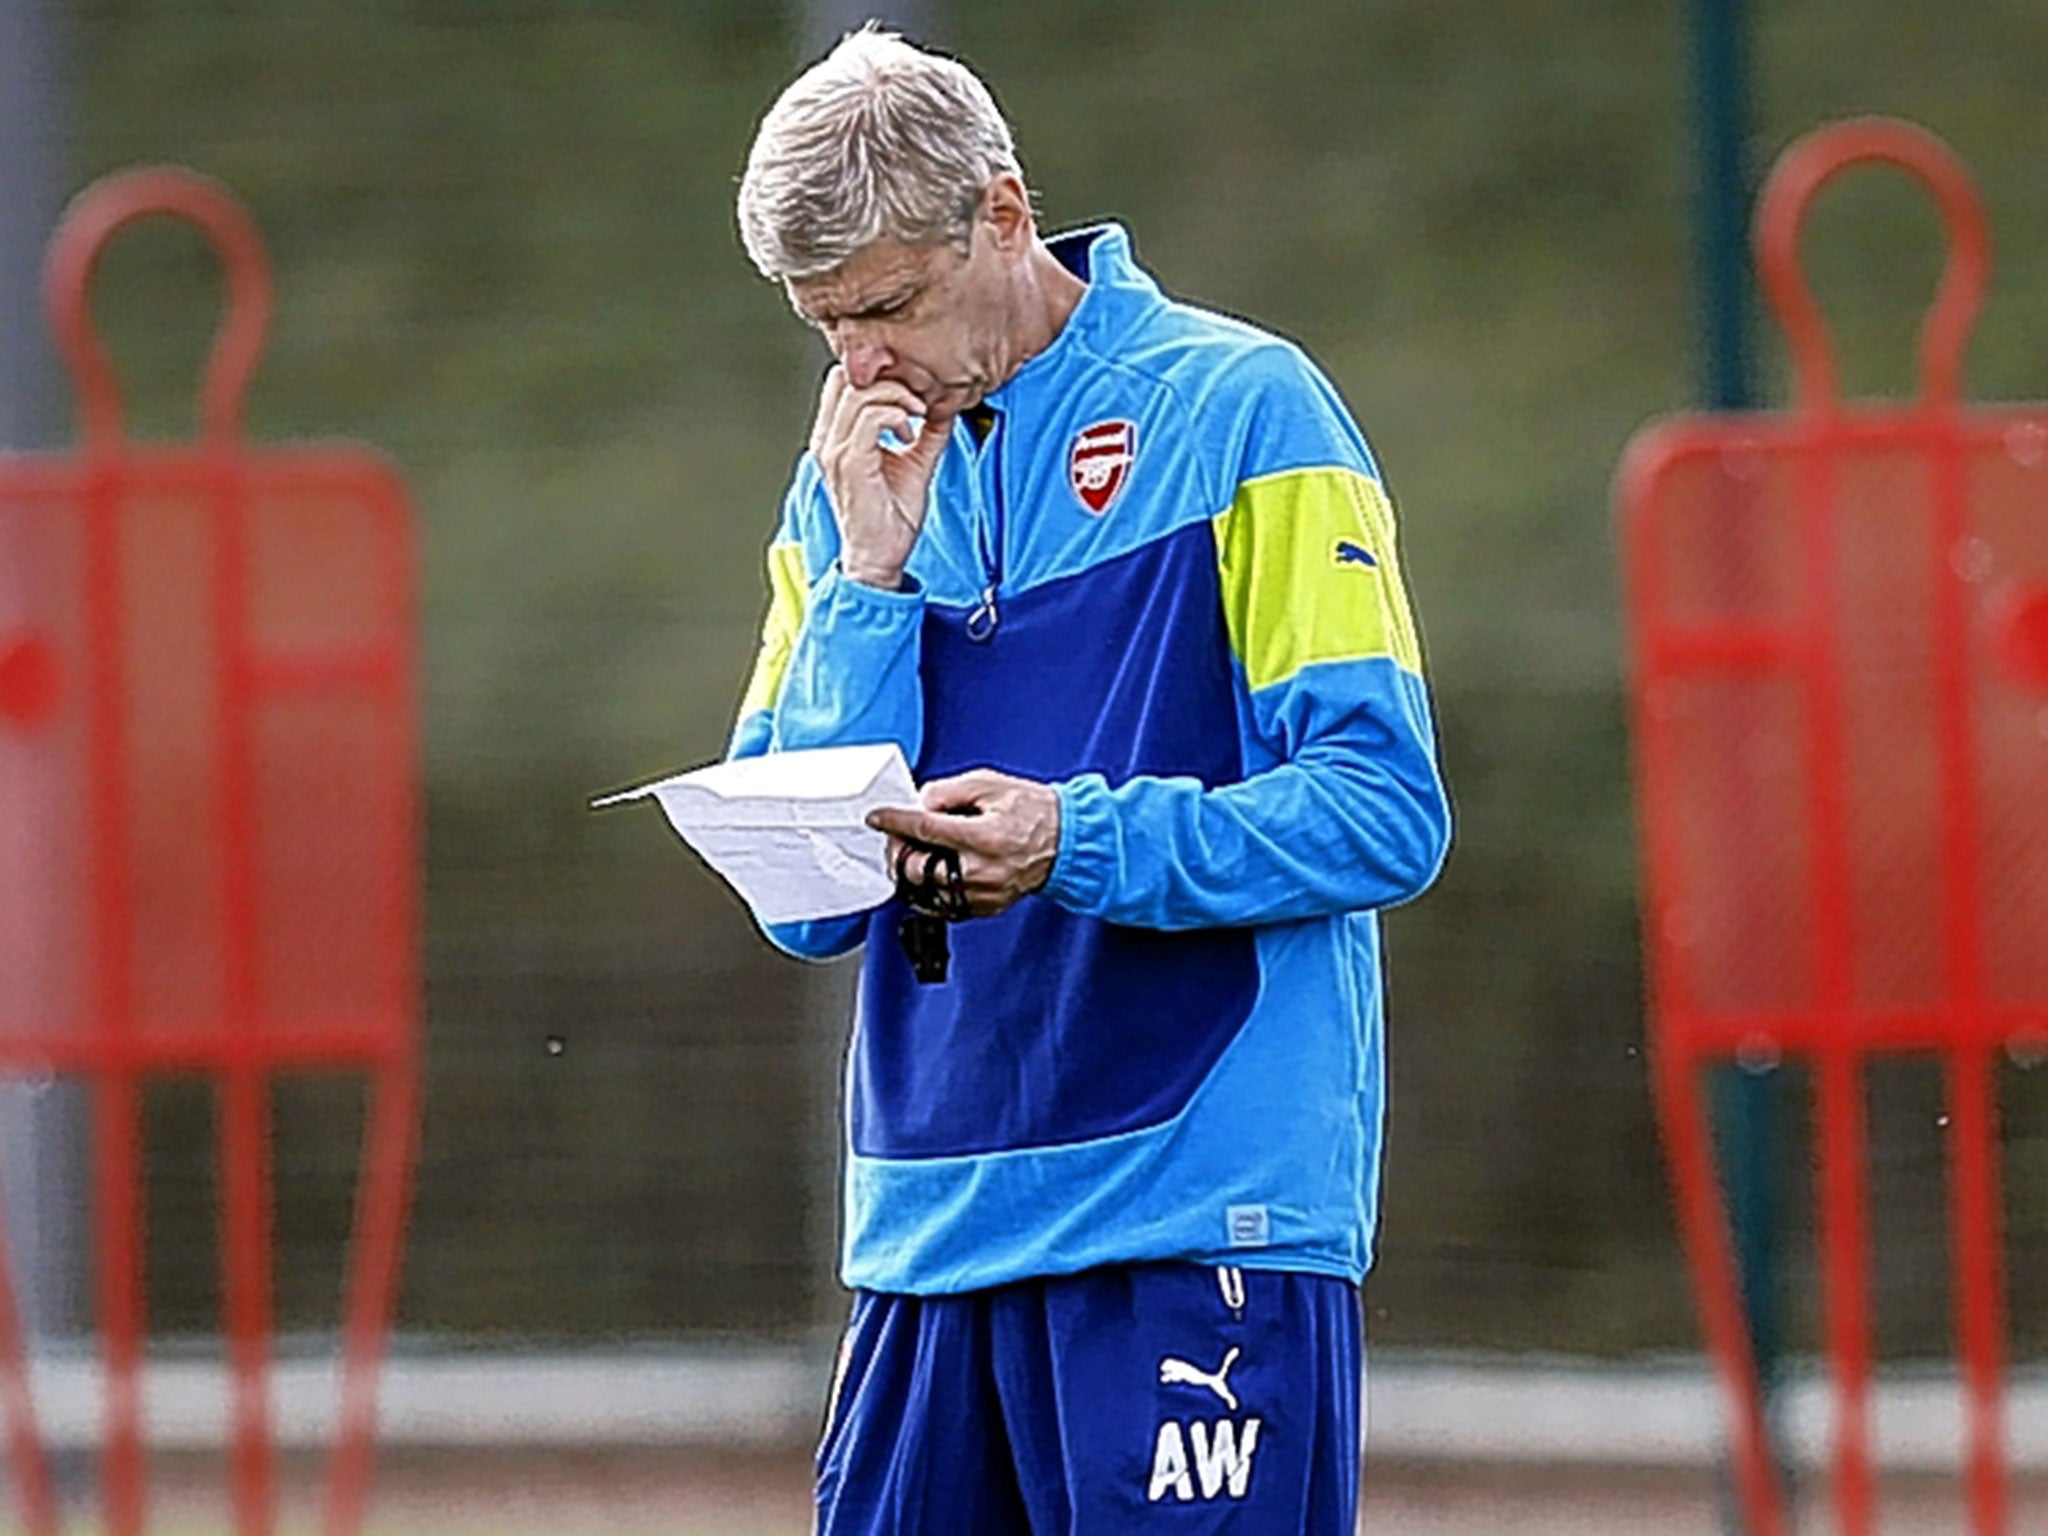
[1620,118,2048,1536]
[0,166,419,1536]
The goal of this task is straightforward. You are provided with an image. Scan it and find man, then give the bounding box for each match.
[727,27,1449,1535]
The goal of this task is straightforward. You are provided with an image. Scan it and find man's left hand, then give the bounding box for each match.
[868,769,1061,918]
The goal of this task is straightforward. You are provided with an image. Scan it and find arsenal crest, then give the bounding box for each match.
[1069,418,1136,514]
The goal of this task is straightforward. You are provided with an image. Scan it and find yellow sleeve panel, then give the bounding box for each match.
[1210,466,1423,694]
[737,539,810,719]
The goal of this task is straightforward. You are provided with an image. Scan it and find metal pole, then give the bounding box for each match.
[0,0,81,1362]
[1690,0,1786,1526]
[1,6,87,1528]
[1695,0,1757,414]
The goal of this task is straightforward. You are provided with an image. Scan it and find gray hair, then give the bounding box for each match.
[736,27,1024,281]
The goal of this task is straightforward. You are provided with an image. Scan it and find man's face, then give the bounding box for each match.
[787,217,1016,418]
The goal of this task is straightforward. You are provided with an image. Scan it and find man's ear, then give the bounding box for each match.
[980,173,1034,255]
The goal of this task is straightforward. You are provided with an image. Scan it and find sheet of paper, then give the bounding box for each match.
[593,742,920,924]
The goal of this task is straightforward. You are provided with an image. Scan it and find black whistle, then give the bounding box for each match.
[900,910,952,984]
[895,840,968,985]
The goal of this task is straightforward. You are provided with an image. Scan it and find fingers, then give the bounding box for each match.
[810,368,943,592]
[811,368,928,459]
[889,838,958,902]
[868,807,929,841]
[895,406,954,475]
[918,769,1007,813]
[844,378,926,416]
[870,771,1060,920]
[880,835,1019,919]
[869,805,996,852]
[836,396,923,459]
[869,771,1033,847]
[818,378,925,452]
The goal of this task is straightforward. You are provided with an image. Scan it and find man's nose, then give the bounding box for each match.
[839,335,892,389]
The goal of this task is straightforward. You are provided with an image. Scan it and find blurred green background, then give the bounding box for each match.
[39,0,2048,1359]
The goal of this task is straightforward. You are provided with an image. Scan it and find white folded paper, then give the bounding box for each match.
[592,742,920,924]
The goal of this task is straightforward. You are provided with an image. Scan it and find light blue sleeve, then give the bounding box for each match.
[1040,342,1451,930]
[725,456,926,959]
[1043,657,1449,929]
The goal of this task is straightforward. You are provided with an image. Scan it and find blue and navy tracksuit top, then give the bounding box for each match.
[728,223,1450,1296]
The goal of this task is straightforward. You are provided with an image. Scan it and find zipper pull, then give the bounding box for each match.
[966,585,1000,642]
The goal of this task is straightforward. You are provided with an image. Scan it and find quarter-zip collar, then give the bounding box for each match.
[982,223,1162,412]
[946,224,1163,643]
